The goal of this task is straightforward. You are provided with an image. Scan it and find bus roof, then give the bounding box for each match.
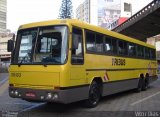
[19,19,155,49]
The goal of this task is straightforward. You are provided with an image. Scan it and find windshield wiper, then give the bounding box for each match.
[18,54,29,67]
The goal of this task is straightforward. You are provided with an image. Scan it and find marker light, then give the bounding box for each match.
[53,93,58,100]
[40,96,44,100]
[15,90,18,96]
[47,93,52,99]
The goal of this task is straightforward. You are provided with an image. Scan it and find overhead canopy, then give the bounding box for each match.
[112,0,160,42]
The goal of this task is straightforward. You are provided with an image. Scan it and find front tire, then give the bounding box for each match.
[84,81,101,108]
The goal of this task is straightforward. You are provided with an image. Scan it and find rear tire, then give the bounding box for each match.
[142,77,149,91]
[136,78,143,92]
[84,81,101,108]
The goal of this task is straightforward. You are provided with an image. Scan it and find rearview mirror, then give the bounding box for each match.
[7,34,15,52]
[7,40,14,52]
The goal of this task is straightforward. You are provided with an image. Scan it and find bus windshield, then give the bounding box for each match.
[13,26,68,65]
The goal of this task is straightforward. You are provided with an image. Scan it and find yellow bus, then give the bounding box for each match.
[8,19,157,107]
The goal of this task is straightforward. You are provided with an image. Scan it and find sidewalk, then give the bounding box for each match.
[0,73,8,86]
[0,67,8,73]
[0,65,8,73]
[0,73,9,97]
[0,62,9,73]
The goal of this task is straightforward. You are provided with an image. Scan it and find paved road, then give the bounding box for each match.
[0,73,160,117]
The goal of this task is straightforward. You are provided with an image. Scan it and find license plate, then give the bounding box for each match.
[25,92,36,98]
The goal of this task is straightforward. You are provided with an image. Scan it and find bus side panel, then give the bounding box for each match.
[102,78,139,96]
[85,54,157,97]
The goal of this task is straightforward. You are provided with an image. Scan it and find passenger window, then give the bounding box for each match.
[128,43,136,56]
[104,37,112,53]
[95,34,104,53]
[86,31,96,52]
[137,45,144,58]
[118,40,127,55]
[150,49,156,59]
[145,48,150,59]
[71,28,84,64]
[112,38,117,54]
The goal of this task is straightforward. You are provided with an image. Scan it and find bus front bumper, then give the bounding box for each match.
[9,86,89,104]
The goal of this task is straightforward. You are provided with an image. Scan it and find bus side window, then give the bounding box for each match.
[128,43,136,56]
[95,34,104,53]
[150,49,156,60]
[71,28,84,64]
[137,45,144,58]
[86,31,96,52]
[104,36,112,53]
[112,38,117,54]
[118,40,127,55]
[145,47,150,59]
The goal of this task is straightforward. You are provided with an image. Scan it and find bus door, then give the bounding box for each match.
[70,27,85,81]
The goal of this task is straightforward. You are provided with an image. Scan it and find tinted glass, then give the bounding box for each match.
[86,31,96,52]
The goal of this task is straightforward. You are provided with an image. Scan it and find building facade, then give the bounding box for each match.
[98,0,121,29]
[76,0,98,25]
[76,0,121,29]
[0,0,7,34]
[0,35,13,62]
[76,0,90,23]
[76,0,152,30]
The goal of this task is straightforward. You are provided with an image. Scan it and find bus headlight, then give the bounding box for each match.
[46,92,59,100]
[40,96,45,100]
[11,90,14,94]
[46,93,52,99]
[18,94,21,97]
[15,90,18,96]
[52,93,58,100]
